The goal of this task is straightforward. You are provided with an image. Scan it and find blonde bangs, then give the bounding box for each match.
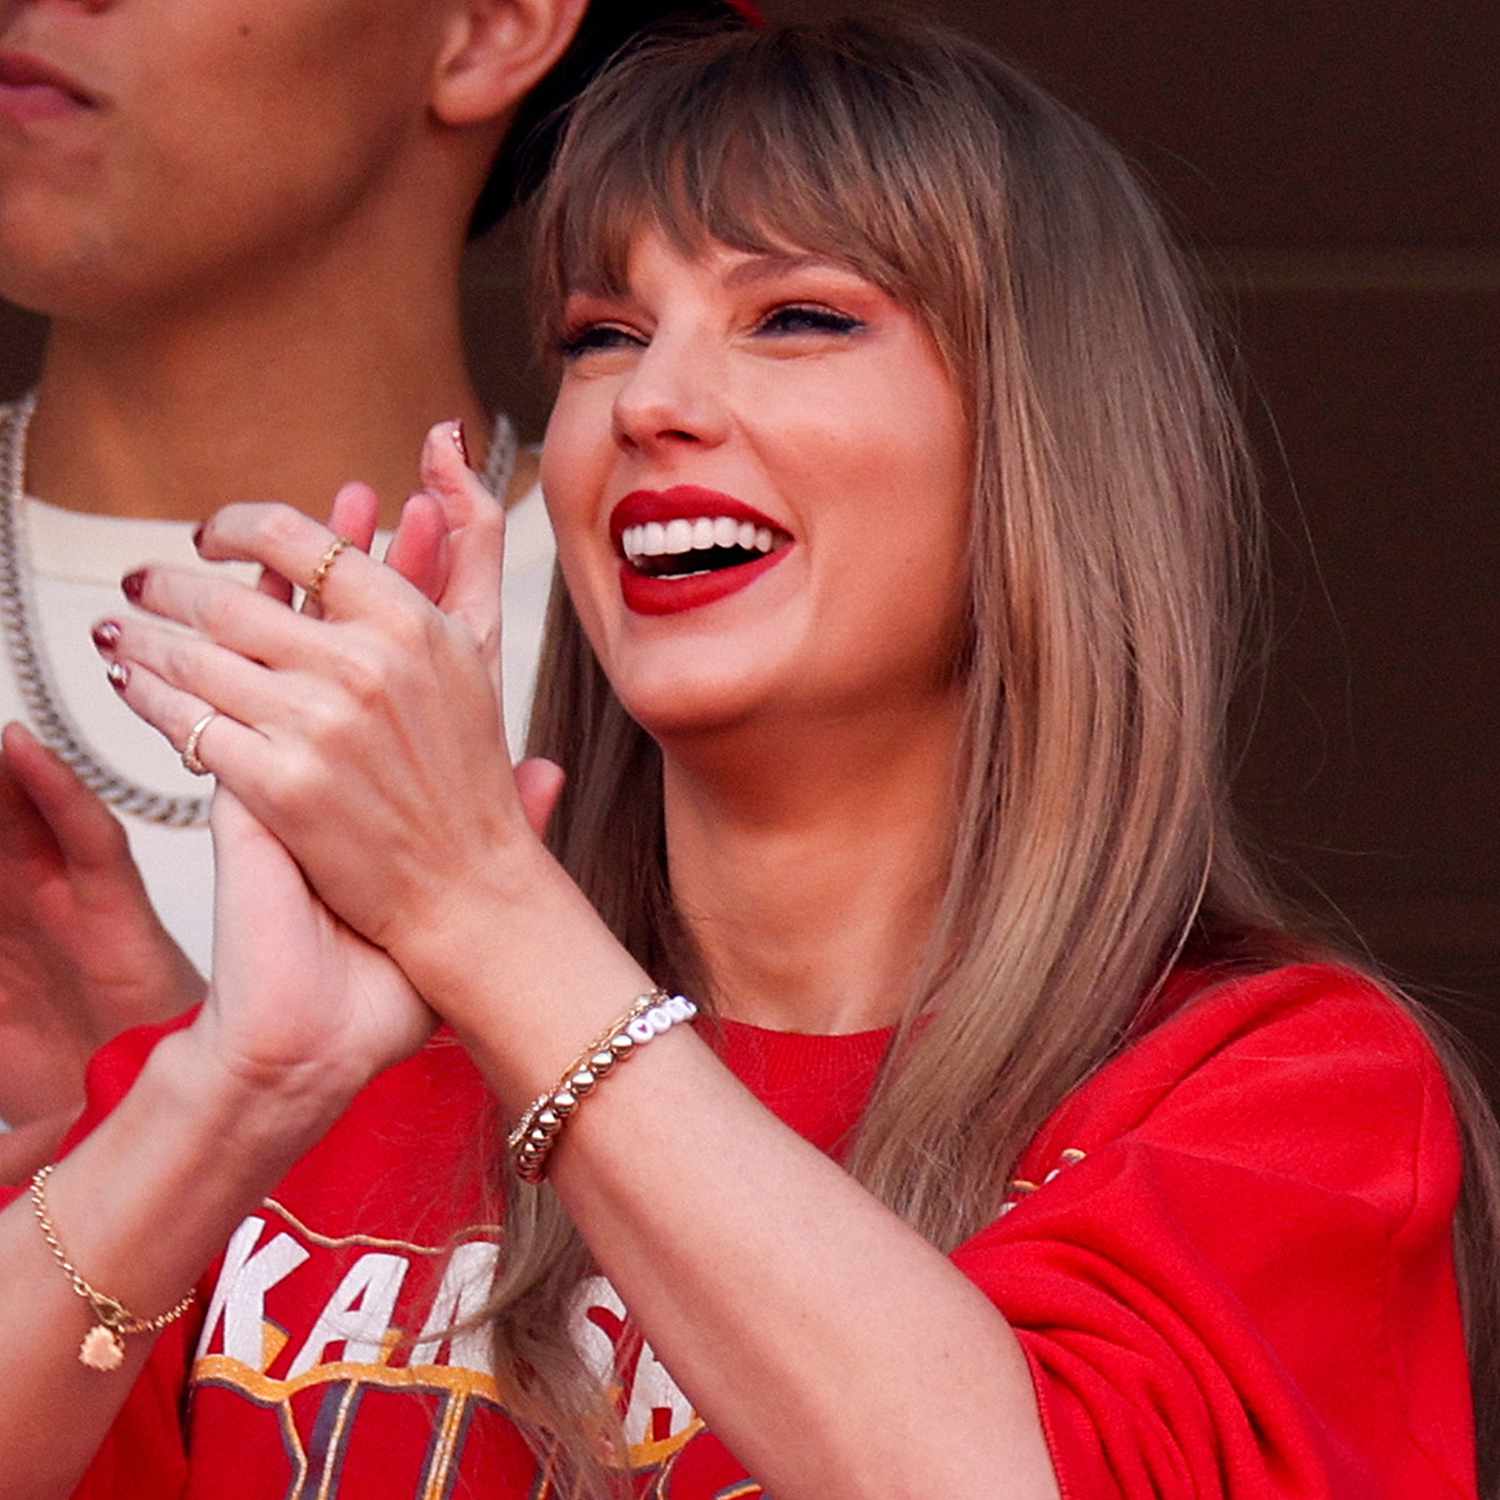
[532,25,1008,381]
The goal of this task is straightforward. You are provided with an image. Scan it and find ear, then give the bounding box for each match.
[432,0,590,128]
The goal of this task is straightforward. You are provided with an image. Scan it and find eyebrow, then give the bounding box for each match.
[722,253,853,288]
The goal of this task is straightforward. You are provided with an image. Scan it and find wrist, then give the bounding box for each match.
[390,848,658,1112]
[154,1021,357,1166]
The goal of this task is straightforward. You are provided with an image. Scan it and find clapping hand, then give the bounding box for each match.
[102,425,562,1115]
[0,723,203,1134]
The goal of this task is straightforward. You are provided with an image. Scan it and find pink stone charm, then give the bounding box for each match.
[80,1324,125,1371]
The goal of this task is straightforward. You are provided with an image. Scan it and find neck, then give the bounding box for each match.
[22,219,495,529]
[662,700,963,1035]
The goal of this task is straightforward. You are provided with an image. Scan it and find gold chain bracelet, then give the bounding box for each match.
[507,990,698,1183]
[30,1164,197,1371]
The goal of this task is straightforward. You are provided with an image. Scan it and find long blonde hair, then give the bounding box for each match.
[481,18,1500,1492]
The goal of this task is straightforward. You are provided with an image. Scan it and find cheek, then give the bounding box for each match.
[143,8,433,208]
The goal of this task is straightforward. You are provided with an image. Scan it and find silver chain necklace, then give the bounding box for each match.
[0,393,517,827]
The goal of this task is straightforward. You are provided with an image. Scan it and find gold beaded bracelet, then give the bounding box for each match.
[507,990,699,1183]
[29,1164,197,1371]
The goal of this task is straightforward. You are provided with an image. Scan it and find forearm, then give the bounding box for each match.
[410,872,1058,1500]
[550,1034,1058,1500]
[0,1028,343,1500]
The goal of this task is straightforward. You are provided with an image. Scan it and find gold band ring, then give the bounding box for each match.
[304,535,353,609]
[180,711,218,777]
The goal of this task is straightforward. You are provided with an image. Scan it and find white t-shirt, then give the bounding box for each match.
[1,476,556,974]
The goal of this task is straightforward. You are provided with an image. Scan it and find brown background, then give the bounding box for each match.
[3,3,1497,1071]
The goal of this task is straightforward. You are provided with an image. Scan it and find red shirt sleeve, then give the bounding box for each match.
[1,1016,200,1500]
[950,965,1475,1499]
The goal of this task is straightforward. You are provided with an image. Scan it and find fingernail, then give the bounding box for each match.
[450,420,470,467]
[191,522,205,552]
[91,620,121,654]
[106,661,129,693]
[121,570,146,603]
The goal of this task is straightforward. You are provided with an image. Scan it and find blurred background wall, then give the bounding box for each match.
[3,1,1495,1071]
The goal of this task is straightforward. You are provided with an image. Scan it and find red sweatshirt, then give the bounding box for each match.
[2,962,1477,1496]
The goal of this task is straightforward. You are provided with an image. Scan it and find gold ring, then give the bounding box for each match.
[304,535,353,609]
[180,711,217,777]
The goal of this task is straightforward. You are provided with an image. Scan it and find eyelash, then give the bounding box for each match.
[556,304,864,360]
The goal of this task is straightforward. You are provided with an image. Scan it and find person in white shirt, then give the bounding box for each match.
[0,0,757,1170]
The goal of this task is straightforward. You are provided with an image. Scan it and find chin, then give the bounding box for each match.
[0,210,126,318]
[609,660,776,746]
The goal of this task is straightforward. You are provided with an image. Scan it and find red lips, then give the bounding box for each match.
[609,485,793,617]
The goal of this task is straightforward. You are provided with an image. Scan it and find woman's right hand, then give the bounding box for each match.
[174,454,562,1122]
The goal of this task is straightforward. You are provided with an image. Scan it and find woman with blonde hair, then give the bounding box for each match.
[3,16,1494,1498]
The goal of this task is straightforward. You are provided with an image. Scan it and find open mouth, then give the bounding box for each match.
[619,515,787,578]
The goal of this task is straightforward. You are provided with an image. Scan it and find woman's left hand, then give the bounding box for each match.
[97,424,561,984]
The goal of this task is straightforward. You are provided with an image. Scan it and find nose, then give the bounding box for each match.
[611,331,730,457]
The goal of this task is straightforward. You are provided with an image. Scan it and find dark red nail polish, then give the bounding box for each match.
[191,522,205,551]
[106,661,129,693]
[91,620,121,653]
[121,570,145,603]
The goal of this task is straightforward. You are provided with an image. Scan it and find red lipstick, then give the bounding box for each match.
[610,486,793,617]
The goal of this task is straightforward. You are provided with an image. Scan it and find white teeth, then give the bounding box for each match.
[620,514,784,564]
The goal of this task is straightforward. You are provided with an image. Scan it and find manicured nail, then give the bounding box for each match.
[91,620,121,654]
[191,522,206,552]
[121,570,145,603]
[450,420,470,467]
[106,661,129,693]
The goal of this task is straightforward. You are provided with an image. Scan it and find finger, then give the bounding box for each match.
[256,567,295,606]
[382,493,451,602]
[418,422,506,636]
[0,721,131,874]
[116,564,326,670]
[513,757,566,840]
[0,721,63,862]
[300,483,381,618]
[100,614,286,735]
[247,483,379,609]
[195,501,418,622]
[104,657,265,790]
[328,481,380,553]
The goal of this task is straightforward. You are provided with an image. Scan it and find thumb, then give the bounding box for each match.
[512,757,566,841]
[418,421,506,656]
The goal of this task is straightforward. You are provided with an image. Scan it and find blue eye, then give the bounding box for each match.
[758,305,863,337]
[557,324,641,360]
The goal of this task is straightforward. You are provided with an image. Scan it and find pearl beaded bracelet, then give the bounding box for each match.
[507,990,699,1183]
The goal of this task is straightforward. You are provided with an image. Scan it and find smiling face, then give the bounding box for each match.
[0,0,454,314]
[541,229,973,743]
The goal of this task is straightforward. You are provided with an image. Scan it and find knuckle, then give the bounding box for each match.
[160,635,199,688]
[196,588,239,642]
[331,639,389,706]
[256,503,306,555]
[275,748,326,820]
